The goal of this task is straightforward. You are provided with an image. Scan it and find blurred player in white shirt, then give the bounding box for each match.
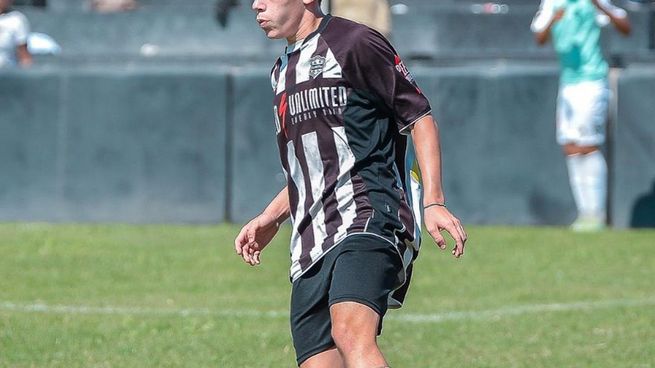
[0,0,32,68]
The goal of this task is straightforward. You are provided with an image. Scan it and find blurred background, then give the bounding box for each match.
[1,0,654,228]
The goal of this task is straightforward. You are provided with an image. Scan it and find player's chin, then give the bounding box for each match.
[261,28,284,39]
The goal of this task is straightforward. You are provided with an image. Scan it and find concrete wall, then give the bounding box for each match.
[414,65,577,226]
[0,67,229,223]
[1,65,654,226]
[228,67,286,222]
[611,67,655,228]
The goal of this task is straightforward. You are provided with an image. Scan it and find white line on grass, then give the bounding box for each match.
[390,298,655,323]
[0,302,288,319]
[1,297,654,324]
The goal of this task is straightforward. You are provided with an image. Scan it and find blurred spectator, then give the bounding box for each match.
[90,0,137,13]
[0,0,32,68]
[331,0,391,37]
[216,0,238,28]
[532,0,631,231]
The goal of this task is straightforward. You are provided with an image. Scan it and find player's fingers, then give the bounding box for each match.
[241,228,258,263]
[452,239,465,258]
[454,219,468,243]
[450,229,465,258]
[253,251,261,265]
[248,245,260,266]
[241,243,253,264]
[234,227,248,255]
[442,222,464,258]
[237,240,250,258]
[428,226,447,250]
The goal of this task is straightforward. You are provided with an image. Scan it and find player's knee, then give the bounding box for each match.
[563,143,600,156]
[331,319,354,351]
[331,319,376,355]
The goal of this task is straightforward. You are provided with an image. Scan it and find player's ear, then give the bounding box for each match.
[303,0,318,6]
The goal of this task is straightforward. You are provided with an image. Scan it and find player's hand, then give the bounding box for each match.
[234,212,280,266]
[424,205,467,258]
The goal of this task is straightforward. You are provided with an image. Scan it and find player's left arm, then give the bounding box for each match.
[345,28,467,256]
[409,115,467,258]
[592,0,631,35]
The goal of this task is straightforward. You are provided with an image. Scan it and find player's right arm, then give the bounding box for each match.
[16,44,33,67]
[592,0,631,36]
[531,0,565,45]
[234,186,290,266]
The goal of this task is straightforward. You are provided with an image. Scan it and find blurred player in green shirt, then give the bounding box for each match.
[532,0,631,231]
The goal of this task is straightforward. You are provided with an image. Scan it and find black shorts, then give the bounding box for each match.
[290,234,403,366]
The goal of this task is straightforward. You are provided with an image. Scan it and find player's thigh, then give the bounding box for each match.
[558,81,609,146]
[573,82,608,134]
[329,300,381,344]
[556,86,576,145]
[328,235,403,326]
[290,256,337,366]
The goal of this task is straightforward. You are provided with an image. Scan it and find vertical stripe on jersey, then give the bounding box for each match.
[317,132,343,252]
[331,127,357,240]
[408,172,422,249]
[275,54,289,95]
[392,160,417,248]
[295,36,320,85]
[301,132,328,261]
[312,37,329,61]
[323,48,343,79]
[285,52,299,92]
[271,62,280,92]
[286,142,306,277]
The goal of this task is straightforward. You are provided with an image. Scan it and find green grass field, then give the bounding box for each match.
[1,224,654,367]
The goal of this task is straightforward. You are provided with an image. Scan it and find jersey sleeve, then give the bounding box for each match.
[595,0,628,27]
[531,0,555,33]
[346,28,431,134]
[13,13,30,46]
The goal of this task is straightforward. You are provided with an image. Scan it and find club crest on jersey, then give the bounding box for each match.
[309,55,326,79]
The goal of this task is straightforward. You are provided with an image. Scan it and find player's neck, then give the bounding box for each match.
[286,8,324,45]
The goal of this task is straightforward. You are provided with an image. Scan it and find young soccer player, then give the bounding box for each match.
[235,1,467,366]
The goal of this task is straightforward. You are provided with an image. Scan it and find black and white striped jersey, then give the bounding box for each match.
[270,16,431,305]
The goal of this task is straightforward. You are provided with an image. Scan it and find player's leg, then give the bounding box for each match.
[291,255,345,368]
[566,146,607,231]
[330,301,387,367]
[328,234,403,368]
[300,348,343,368]
[557,85,587,220]
[558,81,609,230]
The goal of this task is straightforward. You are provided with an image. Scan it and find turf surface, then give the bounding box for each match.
[1,224,654,367]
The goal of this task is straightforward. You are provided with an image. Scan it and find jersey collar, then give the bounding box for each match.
[285,14,332,55]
